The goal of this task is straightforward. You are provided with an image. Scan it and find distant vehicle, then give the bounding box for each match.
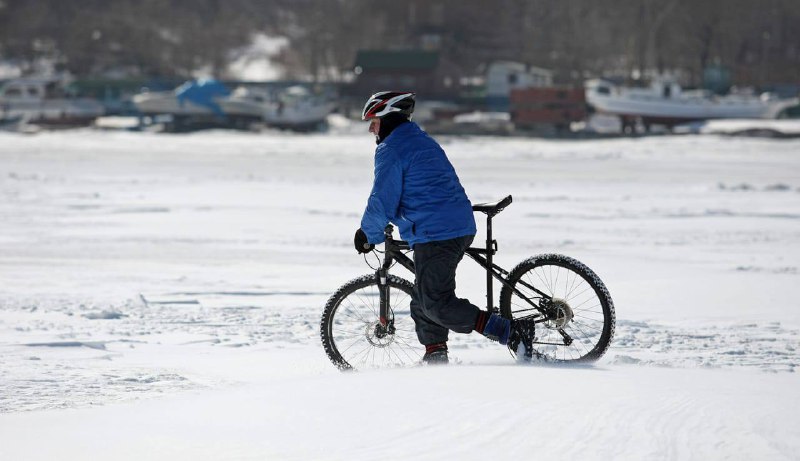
[585,79,799,132]
[0,77,105,126]
[132,80,334,132]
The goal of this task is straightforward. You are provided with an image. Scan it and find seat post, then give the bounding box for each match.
[486,214,494,313]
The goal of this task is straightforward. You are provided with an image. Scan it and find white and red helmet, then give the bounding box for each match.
[361,91,415,121]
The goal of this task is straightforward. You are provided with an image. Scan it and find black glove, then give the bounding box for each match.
[354,228,374,254]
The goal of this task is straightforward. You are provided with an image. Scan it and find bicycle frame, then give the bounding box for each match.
[375,221,552,329]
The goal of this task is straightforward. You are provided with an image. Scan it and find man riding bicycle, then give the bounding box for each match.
[353,91,532,364]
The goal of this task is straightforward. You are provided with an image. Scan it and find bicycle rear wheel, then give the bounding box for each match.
[499,254,615,362]
[321,274,420,370]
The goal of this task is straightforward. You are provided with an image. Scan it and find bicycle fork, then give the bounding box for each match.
[375,224,398,336]
[375,267,395,337]
[377,268,390,326]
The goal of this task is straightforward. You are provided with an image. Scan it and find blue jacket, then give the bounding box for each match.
[361,122,476,248]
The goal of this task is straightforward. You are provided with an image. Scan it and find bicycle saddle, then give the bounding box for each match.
[472,195,512,217]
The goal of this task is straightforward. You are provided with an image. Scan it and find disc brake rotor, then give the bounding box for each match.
[365,322,395,347]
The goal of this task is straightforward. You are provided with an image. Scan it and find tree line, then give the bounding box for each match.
[1,0,798,89]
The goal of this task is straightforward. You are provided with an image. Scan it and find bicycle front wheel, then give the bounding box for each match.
[321,274,421,370]
[499,254,615,362]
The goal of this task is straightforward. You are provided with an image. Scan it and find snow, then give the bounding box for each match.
[226,33,288,81]
[699,119,800,136]
[453,111,511,123]
[0,61,23,79]
[676,118,800,136]
[1,129,799,459]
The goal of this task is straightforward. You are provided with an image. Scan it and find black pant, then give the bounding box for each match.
[410,235,481,345]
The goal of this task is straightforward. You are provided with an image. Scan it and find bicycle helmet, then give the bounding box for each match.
[361,91,415,121]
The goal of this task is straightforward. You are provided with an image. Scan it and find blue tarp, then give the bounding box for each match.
[176,79,230,117]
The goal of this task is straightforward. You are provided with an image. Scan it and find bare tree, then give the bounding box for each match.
[1,0,798,88]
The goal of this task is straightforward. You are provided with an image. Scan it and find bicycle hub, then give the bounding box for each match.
[542,298,574,330]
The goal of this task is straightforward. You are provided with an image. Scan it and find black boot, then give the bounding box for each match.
[422,343,449,365]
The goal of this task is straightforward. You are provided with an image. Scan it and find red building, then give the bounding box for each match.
[510,87,587,131]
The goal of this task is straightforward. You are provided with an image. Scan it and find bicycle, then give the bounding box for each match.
[320,195,616,370]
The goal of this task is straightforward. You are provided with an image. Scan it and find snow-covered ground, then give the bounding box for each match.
[676,118,800,137]
[1,129,799,459]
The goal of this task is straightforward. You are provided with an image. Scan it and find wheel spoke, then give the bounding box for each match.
[531,268,552,297]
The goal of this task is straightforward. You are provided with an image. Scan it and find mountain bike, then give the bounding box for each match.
[320,195,616,370]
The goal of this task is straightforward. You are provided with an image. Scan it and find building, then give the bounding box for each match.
[486,61,553,111]
[510,87,586,132]
[348,49,460,102]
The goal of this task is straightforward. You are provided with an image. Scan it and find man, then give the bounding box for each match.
[354,91,528,364]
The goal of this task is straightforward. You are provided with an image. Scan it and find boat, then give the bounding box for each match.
[260,85,335,131]
[0,77,105,127]
[132,80,334,131]
[585,79,799,131]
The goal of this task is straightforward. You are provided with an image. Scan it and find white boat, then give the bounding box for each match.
[132,82,334,131]
[585,79,798,130]
[261,85,335,130]
[0,77,105,126]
